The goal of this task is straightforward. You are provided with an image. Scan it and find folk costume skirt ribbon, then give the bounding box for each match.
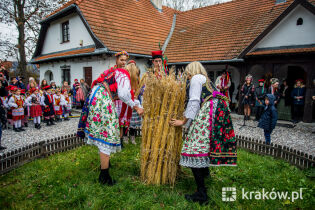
[180,98,237,168]
[78,84,121,155]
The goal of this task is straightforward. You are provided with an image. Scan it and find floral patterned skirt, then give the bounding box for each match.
[180,98,237,168]
[84,85,121,154]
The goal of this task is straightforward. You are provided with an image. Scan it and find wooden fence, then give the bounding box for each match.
[0,134,84,175]
[0,133,314,175]
[236,135,315,169]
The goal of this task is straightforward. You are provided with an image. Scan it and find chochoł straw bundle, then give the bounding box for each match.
[140,70,186,185]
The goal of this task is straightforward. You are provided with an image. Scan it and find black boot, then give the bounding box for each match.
[35,123,38,129]
[185,168,209,205]
[64,117,70,121]
[18,127,25,131]
[46,120,51,126]
[37,123,41,129]
[98,168,116,186]
[50,118,56,125]
[13,127,20,132]
[24,123,28,127]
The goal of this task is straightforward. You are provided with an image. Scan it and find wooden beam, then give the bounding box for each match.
[303,63,315,123]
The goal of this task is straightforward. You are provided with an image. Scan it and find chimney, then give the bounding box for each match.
[151,0,162,11]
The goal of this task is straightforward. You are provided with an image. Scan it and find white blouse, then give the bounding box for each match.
[115,71,135,108]
[184,74,207,120]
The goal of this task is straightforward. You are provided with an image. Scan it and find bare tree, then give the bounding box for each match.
[0,0,67,80]
[163,0,230,11]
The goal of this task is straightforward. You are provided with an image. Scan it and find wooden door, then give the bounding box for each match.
[84,67,92,86]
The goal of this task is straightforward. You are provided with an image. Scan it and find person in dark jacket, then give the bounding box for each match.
[241,74,255,120]
[0,98,7,150]
[278,79,292,121]
[0,73,8,97]
[255,79,266,121]
[258,94,278,145]
[291,79,306,124]
[11,77,26,90]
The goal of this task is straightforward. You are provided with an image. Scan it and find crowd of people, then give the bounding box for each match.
[0,69,92,151]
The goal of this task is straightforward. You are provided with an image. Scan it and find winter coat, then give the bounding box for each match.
[291,86,305,105]
[258,94,278,132]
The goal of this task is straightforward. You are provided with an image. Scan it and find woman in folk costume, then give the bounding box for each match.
[62,89,71,121]
[77,51,144,185]
[125,60,142,145]
[171,62,237,205]
[267,78,280,106]
[8,87,25,132]
[40,86,56,126]
[241,74,255,120]
[53,89,66,122]
[72,79,81,108]
[215,69,231,100]
[111,51,132,144]
[75,79,86,108]
[25,88,42,129]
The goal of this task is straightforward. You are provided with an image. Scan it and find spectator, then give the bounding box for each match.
[50,80,57,89]
[255,79,266,121]
[80,79,90,100]
[278,79,292,121]
[291,79,305,124]
[72,79,81,108]
[241,74,255,120]
[0,97,7,150]
[267,78,280,106]
[11,77,26,90]
[40,79,48,89]
[258,94,278,145]
[61,81,72,95]
[27,77,39,90]
[0,73,8,97]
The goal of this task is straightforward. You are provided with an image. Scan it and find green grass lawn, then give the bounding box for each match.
[0,138,314,209]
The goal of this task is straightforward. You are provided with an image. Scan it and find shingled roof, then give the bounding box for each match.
[165,0,315,63]
[34,0,315,64]
[45,0,174,55]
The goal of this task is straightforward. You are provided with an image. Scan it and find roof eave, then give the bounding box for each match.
[168,58,244,65]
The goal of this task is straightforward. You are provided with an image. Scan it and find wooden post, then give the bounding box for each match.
[303,63,314,123]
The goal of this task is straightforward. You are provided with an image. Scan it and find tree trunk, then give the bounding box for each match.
[16,0,28,83]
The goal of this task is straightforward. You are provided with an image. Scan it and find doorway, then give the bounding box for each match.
[84,67,92,86]
[287,66,306,87]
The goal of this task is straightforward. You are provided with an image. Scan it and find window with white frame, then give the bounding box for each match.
[61,21,70,43]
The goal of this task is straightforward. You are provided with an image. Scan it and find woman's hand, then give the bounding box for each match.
[170,119,185,127]
[134,106,144,116]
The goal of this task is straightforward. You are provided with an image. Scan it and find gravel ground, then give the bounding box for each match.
[232,114,315,156]
[1,113,314,156]
[0,118,79,155]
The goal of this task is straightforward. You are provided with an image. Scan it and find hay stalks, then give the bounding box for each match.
[140,70,186,185]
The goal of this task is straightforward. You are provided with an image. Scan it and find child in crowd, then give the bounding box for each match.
[62,90,71,121]
[26,88,42,129]
[3,86,13,128]
[258,94,278,145]
[21,89,28,128]
[8,87,25,132]
[41,86,56,126]
[53,89,65,122]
